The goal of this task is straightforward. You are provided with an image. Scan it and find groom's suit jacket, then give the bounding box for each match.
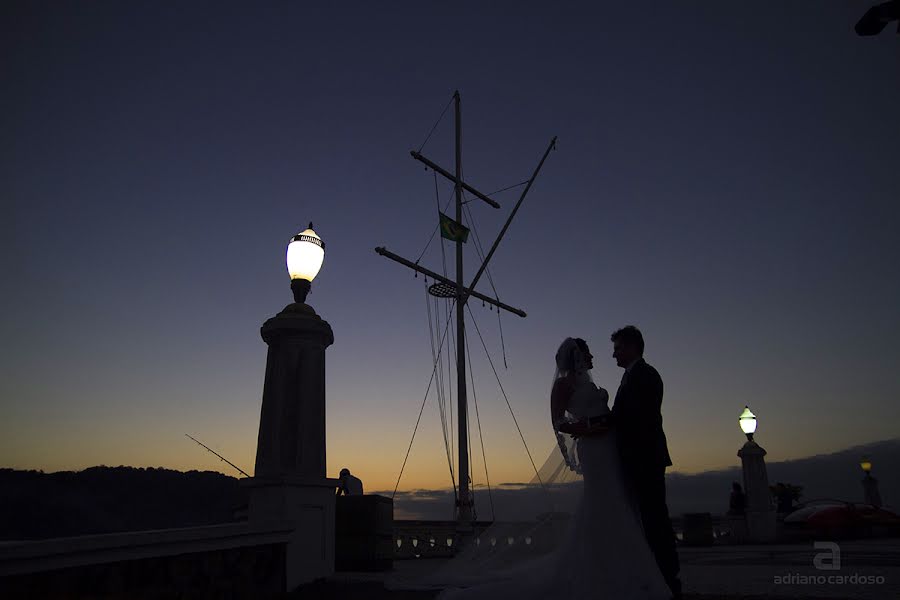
[612,358,672,471]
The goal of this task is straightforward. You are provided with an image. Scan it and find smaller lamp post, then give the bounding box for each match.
[860,456,883,507]
[736,405,776,542]
[286,223,325,304]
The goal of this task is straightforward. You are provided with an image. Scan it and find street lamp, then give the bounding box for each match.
[739,406,757,442]
[286,223,325,304]
[736,404,775,541]
[859,456,883,507]
[247,220,336,587]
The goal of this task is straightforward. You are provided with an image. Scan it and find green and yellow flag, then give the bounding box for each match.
[439,212,469,243]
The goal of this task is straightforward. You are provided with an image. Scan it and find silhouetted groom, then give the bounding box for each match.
[610,325,682,599]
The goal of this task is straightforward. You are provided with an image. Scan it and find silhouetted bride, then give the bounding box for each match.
[437,337,672,600]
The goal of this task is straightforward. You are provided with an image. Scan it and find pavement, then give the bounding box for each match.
[292,538,900,600]
[678,538,900,599]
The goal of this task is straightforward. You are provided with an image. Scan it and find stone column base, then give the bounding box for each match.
[243,477,340,590]
[726,514,749,543]
[746,508,777,542]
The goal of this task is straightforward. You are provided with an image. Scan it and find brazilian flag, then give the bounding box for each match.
[439,212,469,243]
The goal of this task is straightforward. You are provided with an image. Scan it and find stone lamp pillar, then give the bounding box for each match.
[253,304,333,480]
[862,474,883,507]
[737,406,776,542]
[244,224,340,589]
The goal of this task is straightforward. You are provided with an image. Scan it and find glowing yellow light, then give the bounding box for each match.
[286,224,324,282]
[739,406,757,435]
[860,457,872,473]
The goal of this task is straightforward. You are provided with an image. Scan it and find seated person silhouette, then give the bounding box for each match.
[336,468,364,496]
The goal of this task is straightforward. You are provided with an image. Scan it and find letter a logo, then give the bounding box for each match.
[813,541,840,571]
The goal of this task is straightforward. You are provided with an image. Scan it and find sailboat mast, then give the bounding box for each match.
[454,91,473,526]
[375,92,555,529]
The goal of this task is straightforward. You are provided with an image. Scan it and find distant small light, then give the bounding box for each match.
[396,538,402,548]
[525,536,532,545]
[412,538,418,548]
[860,457,873,473]
[490,537,497,547]
[507,536,515,545]
[446,538,454,547]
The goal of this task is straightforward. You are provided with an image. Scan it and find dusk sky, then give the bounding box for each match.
[3,2,899,495]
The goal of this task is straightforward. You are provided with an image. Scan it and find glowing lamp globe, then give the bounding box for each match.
[286,223,325,304]
[860,457,872,473]
[739,406,757,441]
[287,223,324,281]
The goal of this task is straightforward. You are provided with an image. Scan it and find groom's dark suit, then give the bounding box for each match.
[612,358,681,598]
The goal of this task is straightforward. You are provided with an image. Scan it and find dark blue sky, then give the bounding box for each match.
[3,1,899,489]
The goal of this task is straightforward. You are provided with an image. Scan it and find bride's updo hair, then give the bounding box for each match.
[555,337,591,374]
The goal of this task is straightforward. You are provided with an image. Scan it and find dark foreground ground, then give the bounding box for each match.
[292,538,900,600]
[291,581,841,600]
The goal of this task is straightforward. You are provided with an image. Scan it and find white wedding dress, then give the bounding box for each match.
[436,379,672,600]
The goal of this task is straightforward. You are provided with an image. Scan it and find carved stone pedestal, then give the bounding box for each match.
[244,477,339,589]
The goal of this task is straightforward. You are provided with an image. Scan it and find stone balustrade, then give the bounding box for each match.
[0,523,293,597]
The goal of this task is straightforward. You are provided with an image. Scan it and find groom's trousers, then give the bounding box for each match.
[629,466,682,598]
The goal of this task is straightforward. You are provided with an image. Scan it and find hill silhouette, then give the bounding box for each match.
[386,438,900,520]
[0,466,246,541]
[2,439,897,537]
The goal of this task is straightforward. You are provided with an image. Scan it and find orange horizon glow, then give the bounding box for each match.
[4,433,891,493]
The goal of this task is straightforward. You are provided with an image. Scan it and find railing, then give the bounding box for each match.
[393,515,578,559]
[670,514,734,541]
[0,523,293,597]
[393,520,492,559]
[393,514,737,559]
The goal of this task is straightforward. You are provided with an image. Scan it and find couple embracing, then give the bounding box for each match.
[441,326,682,600]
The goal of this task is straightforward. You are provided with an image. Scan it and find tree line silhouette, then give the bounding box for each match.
[0,466,246,540]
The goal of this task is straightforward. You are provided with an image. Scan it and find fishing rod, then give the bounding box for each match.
[185,433,250,478]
